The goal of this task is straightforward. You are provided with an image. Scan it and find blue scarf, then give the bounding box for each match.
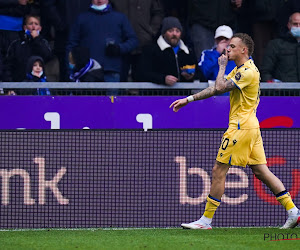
[26,73,50,95]
[0,15,23,31]
[70,59,94,82]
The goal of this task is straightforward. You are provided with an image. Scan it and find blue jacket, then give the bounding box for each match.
[198,47,236,81]
[67,7,138,74]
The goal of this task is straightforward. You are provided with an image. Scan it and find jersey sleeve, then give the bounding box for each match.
[226,69,235,81]
[229,68,254,90]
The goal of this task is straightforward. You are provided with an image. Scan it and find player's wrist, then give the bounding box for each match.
[186,95,194,103]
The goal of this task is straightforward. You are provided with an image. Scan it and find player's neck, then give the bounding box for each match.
[235,56,249,68]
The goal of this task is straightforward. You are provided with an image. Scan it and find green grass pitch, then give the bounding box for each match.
[0,228,300,250]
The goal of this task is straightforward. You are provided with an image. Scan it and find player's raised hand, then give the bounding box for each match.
[169,98,188,112]
[218,49,228,68]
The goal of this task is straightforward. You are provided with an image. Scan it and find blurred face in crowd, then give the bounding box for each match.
[24,16,41,33]
[227,37,247,61]
[215,36,231,54]
[216,37,230,45]
[163,28,181,47]
[288,12,300,30]
[32,61,43,77]
[92,0,109,5]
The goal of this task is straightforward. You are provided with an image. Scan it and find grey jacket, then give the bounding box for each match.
[110,0,164,49]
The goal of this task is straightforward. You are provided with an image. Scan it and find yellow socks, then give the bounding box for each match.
[203,195,221,219]
[276,191,296,211]
[200,191,296,224]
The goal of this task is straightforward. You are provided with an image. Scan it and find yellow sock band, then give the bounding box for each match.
[203,196,221,219]
[276,192,295,211]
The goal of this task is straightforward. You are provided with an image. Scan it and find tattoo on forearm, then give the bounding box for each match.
[192,80,236,101]
[215,66,226,91]
[193,86,216,101]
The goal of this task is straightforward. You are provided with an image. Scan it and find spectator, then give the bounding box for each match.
[69,47,104,82]
[110,0,164,81]
[261,12,300,82]
[24,55,50,95]
[3,14,52,82]
[277,0,300,36]
[137,17,197,85]
[40,0,91,81]
[188,0,242,61]
[198,25,236,81]
[67,0,138,83]
[0,0,30,59]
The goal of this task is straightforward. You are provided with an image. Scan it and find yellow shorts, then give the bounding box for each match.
[216,128,267,167]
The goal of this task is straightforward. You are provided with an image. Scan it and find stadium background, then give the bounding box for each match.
[0,83,300,229]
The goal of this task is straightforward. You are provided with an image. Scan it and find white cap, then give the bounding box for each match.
[214,25,233,39]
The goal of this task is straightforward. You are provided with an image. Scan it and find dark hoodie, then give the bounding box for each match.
[24,56,50,95]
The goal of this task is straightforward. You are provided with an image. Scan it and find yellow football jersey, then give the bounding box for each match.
[226,59,260,129]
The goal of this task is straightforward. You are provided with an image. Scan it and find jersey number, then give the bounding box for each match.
[221,138,229,150]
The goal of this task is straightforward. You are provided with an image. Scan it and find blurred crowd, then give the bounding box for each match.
[0,0,299,94]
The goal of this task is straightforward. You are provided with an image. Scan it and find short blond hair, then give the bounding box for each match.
[232,33,254,57]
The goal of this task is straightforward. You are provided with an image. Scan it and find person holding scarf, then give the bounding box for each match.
[69,46,104,82]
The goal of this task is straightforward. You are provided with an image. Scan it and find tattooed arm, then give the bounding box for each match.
[169,52,236,112]
[214,53,236,94]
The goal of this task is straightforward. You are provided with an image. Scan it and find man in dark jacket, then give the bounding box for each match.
[109,0,164,81]
[261,12,300,82]
[67,0,138,82]
[3,14,52,82]
[138,17,197,85]
[110,0,164,49]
